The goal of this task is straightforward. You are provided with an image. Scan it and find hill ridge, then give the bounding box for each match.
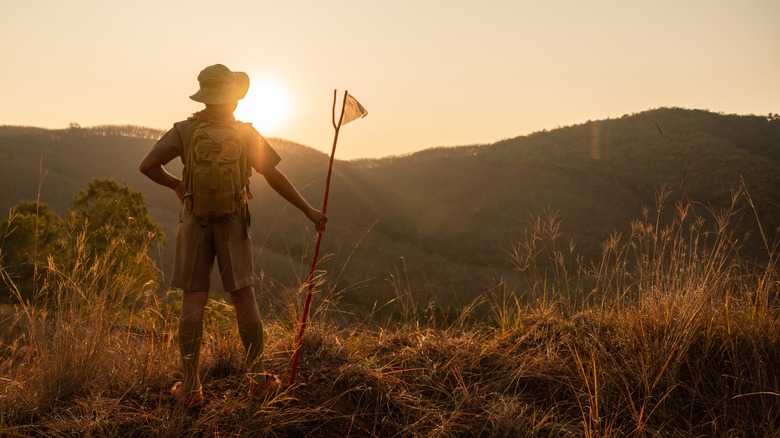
[1,107,778,305]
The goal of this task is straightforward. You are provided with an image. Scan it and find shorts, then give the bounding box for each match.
[171,205,254,292]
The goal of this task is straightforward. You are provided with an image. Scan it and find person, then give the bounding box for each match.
[139,64,327,407]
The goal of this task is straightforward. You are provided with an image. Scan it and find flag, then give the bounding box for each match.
[289,89,367,386]
[339,92,368,126]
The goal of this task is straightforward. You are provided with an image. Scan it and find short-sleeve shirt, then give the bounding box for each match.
[149,111,281,175]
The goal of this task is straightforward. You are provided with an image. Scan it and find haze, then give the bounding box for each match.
[1,1,778,159]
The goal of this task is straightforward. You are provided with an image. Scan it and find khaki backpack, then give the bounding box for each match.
[183,118,250,220]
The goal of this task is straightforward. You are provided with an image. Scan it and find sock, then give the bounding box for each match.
[238,322,266,385]
[178,321,204,392]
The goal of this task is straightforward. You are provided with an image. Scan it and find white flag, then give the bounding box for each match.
[340,92,368,126]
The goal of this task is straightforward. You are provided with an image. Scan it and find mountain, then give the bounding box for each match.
[1,109,779,308]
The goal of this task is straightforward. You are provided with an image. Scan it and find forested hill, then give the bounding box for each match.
[1,108,779,306]
[354,108,780,268]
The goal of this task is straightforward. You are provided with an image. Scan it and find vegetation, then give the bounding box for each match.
[0,181,777,436]
[1,108,779,306]
[0,202,66,300]
[0,109,778,435]
[0,179,163,303]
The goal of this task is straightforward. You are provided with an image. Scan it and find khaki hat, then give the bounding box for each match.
[189,64,250,105]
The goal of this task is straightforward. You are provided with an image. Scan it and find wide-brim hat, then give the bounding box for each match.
[189,64,250,105]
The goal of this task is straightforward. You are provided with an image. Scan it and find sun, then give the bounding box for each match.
[235,78,293,134]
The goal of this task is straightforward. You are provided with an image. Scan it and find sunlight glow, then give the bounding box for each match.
[235,78,293,134]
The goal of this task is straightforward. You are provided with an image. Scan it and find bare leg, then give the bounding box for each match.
[230,286,266,384]
[178,290,209,392]
[229,285,261,325]
[181,290,209,323]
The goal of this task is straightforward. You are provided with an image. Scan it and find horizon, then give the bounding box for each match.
[1,106,770,161]
[2,1,778,159]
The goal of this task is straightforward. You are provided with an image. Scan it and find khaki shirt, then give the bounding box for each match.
[150,112,281,175]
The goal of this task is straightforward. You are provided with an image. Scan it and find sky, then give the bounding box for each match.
[1,1,778,159]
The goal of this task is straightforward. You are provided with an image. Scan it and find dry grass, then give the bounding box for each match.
[1,186,779,437]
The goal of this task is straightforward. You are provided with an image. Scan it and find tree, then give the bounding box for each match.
[0,180,167,303]
[65,179,166,301]
[0,201,67,301]
[68,179,165,255]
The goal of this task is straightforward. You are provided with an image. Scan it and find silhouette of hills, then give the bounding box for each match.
[1,108,778,306]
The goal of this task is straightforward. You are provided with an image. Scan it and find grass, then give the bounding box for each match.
[1,186,778,437]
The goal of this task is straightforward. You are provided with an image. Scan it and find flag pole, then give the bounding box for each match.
[289,89,348,386]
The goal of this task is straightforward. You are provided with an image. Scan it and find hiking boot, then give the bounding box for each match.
[248,373,281,400]
[170,381,204,408]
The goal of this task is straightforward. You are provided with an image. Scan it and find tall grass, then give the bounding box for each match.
[0,186,778,437]
[506,185,779,435]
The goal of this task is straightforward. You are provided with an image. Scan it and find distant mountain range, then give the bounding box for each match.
[1,108,778,308]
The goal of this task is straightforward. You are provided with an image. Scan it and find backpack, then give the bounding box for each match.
[183,117,250,220]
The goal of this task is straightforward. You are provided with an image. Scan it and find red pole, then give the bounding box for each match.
[289,90,348,386]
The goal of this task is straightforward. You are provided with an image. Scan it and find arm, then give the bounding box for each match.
[263,167,327,232]
[139,154,185,201]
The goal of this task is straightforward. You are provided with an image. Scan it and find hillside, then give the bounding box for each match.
[1,191,778,436]
[1,108,779,307]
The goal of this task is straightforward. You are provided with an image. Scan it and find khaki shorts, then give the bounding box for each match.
[171,206,254,292]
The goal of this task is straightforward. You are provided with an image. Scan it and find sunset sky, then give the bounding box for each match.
[2,1,778,159]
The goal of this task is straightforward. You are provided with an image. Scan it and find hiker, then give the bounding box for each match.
[139,64,327,407]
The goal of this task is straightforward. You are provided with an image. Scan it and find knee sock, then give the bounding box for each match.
[238,322,266,384]
[178,321,204,392]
